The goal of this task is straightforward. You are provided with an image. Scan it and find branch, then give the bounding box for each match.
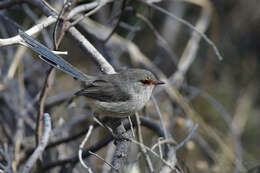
[79,125,94,173]
[0,149,12,173]
[175,123,198,151]
[110,123,131,173]
[135,113,154,172]
[21,113,52,173]
[138,0,223,61]
[169,0,212,86]
[129,138,175,170]
[0,0,26,9]
[42,117,165,171]
[0,0,116,75]
[151,95,170,140]
[0,16,56,46]
[67,27,115,74]
[35,68,55,146]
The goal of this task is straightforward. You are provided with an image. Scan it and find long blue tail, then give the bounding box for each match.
[19,31,90,82]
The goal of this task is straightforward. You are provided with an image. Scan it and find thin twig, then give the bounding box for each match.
[68,0,113,28]
[138,0,223,61]
[128,116,135,138]
[169,0,212,86]
[151,139,176,151]
[67,1,99,18]
[175,123,198,151]
[135,112,154,172]
[129,138,175,170]
[104,0,126,42]
[93,116,114,135]
[89,151,116,170]
[0,149,12,173]
[158,138,163,159]
[6,46,28,80]
[45,116,165,151]
[194,87,244,172]
[35,68,55,146]
[0,1,100,47]
[21,113,52,173]
[159,149,180,173]
[79,125,94,173]
[42,117,166,170]
[0,16,56,46]
[136,12,178,65]
[151,95,169,140]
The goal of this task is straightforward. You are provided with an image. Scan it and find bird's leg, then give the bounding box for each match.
[109,119,130,145]
[93,116,129,142]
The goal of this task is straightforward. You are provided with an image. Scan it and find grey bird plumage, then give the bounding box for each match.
[75,69,162,117]
[19,31,164,118]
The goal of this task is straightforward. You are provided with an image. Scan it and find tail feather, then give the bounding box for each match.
[19,31,90,82]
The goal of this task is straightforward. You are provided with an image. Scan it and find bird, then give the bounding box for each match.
[19,31,164,118]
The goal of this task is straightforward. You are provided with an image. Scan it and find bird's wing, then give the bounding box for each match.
[75,79,130,102]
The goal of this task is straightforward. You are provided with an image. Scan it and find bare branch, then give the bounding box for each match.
[110,123,131,173]
[175,123,198,151]
[42,117,165,170]
[135,12,178,65]
[0,16,56,47]
[135,113,154,172]
[67,27,115,74]
[21,113,52,173]
[151,95,170,140]
[138,0,223,61]
[67,1,99,19]
[89,151,116,171]
[0,149,12,173]
[68,0,113,28]
[169,0,212,86]
[35,68,55,146]
[79,125,94,173]
[129,138,175,170]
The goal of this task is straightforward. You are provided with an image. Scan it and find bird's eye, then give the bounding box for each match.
[140,79,152,86]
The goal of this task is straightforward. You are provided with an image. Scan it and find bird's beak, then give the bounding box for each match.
[152,80,165,85]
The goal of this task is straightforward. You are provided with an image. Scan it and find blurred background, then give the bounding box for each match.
[0,0,259,172]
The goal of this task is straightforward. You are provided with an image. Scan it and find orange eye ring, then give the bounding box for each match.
[140,79,153,86]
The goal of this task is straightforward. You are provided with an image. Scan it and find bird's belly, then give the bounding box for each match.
[85,98,147,118]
